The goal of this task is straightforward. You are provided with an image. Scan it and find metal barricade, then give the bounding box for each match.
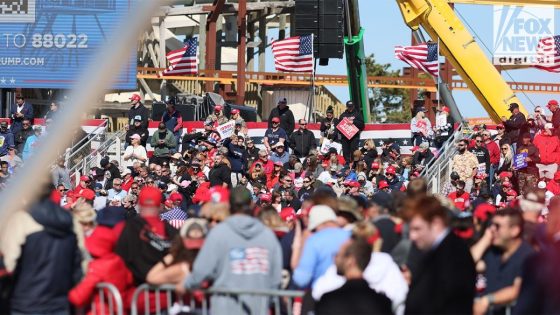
[130,284,305,315]
[90,282,124,315]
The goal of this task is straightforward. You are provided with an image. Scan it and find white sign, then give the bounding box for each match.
[216,120,236,139]
[493,5,554,66]
[320,139,342,155]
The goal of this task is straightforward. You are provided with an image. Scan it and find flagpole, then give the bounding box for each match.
[437,37,440,110]
[308,34,316,123]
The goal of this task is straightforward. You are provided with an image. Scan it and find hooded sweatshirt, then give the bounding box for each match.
[184,215,282,315]
[0,199,82,313]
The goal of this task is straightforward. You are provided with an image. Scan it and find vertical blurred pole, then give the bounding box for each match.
[159,16,168,101]
[0,0,174,221]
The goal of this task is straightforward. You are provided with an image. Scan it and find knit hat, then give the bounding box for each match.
[180,218,208,249]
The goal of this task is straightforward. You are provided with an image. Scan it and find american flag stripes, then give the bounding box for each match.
[161,38,198,76]
[160,208,187,229]
[395,42,439,77]
[535,35,560,73]
[271,35,314,73]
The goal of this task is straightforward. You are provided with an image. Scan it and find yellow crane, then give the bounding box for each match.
[396,0,530,123]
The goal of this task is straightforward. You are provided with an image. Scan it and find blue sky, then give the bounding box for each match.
[264,1,559,118]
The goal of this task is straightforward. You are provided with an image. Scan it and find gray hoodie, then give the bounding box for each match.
[184,214,282,315]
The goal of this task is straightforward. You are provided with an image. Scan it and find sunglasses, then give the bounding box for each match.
[131,186,139,189]
[300,123,307,126]
[501,147,508,150]
[284,179,293,182]
[476,140,482,143]
[303,180,311,183]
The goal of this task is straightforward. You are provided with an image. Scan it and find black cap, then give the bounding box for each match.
[450,171,460,181]
[346,101,354,107]
[508,103,519,111]
[371,191,393,210]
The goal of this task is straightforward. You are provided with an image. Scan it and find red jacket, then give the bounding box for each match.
[484,140,500,166]
[69,226,134,314]
[448,191,471,211]
[547,180,560,196]
[534,132,560,165]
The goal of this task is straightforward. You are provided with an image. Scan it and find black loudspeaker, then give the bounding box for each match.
[152,103,196,121]
[151,102,166,121]
[294,0,345,60]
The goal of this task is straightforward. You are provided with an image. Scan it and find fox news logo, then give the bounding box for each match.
[493,5,554,65]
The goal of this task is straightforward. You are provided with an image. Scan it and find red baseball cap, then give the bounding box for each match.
[259,193,272,203]
[214,105,222,112]
[274,161,283,167]
[502,181,513,188]
[499,171,513,179]
[371,162,380,169]
[80,188,96,201]
[547,99,558,107]
[80,175,90,182]
[271,117,280,123]
[507,190,518,197]
[474,203,496,221]
[441,106,450,113]
[231,109,240,115]
[378,180,389,190]
[280,207,296,222]
[129,94,141,101]
[139,186,162,207]
[496,124,504,129]
[348,181,360,188]
[169,192,183,202]
[386,166,396,175]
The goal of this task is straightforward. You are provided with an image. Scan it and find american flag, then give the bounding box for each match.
[535,35,560,73]
[395,42,439,76]
[160,208,187,229]
[161,38,198,76]
[230,247,270,275]
[271,35,314,73]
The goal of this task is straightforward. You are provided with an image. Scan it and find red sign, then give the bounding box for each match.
[336,118,360,140]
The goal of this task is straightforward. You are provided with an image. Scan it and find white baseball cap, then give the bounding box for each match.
[307,205,337,231]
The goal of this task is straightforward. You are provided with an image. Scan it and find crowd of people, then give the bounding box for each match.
[0,95,559,315]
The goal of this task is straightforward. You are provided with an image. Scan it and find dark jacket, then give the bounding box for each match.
[14,127,33,153]
[515,240,560,315]
[209,162,232,188]
[115,216,177,285]
[289,129,317,158]
[268,106,295,135]
[315,279,393,315]
[224,138,247,173]
[128,104,150,129]
[504,112,526,145]
[9,102,34,135]
[405,232,476,315]
[125,125,149,147]
[338,109,365,140]
[2,199,82,313]
[320,117,339,140]
[551,108,560,135]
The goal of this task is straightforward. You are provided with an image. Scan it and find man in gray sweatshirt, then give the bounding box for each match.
[178,186,282,315]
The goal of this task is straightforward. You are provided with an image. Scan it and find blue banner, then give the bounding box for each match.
[513,152,528,170]
[0,0,136,89]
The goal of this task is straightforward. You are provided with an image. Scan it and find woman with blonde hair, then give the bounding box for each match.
[496,143,513,176]
[361,139,379,167]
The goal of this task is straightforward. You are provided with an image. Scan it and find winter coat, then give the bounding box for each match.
[533,132,560,165]
[0,199,82,314]
[69,226,134,314]
[289,129,317,158]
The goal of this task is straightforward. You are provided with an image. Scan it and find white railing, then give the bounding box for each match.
[420,124,473,194]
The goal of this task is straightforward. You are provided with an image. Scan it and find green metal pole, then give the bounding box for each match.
[344,28,370,122]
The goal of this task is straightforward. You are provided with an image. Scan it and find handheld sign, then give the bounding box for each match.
[320,139,343,155]
[513,152,528,170]
[336,118,360,140]
[216,121,236,139]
